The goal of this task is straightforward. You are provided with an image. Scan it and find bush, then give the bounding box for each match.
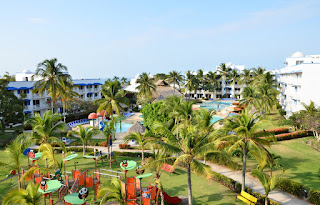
[277,178,305,198]
[141,101,170,130]
[275,131,313,141]
[113,151,152,158]
[100,141,108,147]
[119,144,131,149]
[257,128,289,135]
[132,107,139,112]
[309,189,320,205]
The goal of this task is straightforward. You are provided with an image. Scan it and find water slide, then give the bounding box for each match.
[156,188,182,204]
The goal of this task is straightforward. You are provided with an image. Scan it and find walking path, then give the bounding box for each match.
[203,161,310,205]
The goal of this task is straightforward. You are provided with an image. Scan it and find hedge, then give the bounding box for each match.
[274,131,313,141]
[277,178,306,198]
[309,189,320,205]
[256,128,289,135]
[31,147,94,153]
[113,151,153,158]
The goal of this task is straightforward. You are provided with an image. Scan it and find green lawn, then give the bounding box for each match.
[0,149,243,204]
[233,137,320,190]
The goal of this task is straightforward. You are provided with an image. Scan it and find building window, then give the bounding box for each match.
[95,93,98,97]
[81,95,84,99]
[33,100,40,105]
[80,86,83,90]
[216,94,222,98]
[296,61,303,65]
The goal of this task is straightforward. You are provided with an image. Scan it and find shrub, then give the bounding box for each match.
[119,144,131,149]
[275,131,312,141]
[277,178,305,198]
[74,141,78,146]
[309,189,320,205]
[113,151,152,158]
[132,107,139,112]
[100,141,108,147]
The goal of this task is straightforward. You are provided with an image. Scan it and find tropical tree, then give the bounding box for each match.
[57,79,79,122]
[240,86,260,110]
[2,182,42,205]
[5,134,35,188]
[95,80,129,117]
[120,77,128,86]
[240,69,252,87]
[194,108,216,132]
[221,109,274,191]
[98,178,126,205]
[68,125,102,155]
[252,169,282,205]
[185,71,198,97]
[261,72,279,88]
[166,70,184,90]
[136,72,156,103]
[196,69,206,91]
[123,129,153,163]
[25,110,67,145]
[39,143,60,170]
[228,69,240,98]
[217,63,230,97]
[3,71,15,81]
[252,67,266,84]
[205,71,220,92]
[100,117,118,167]
[257,84,279,114]
[152,123,215,205]
[32,58,71,112]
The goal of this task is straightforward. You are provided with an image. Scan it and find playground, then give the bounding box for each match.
[0,149,241,204]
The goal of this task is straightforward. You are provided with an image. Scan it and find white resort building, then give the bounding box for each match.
[185,62,245,100]
[276,52,320,118]
[8,70,102,116]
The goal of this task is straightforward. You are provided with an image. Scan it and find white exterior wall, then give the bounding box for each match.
[277,52,320,118]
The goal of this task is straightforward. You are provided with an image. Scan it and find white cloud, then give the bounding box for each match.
[26,17,46,23]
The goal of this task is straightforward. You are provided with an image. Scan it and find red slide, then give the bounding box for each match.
[156,188,182,204]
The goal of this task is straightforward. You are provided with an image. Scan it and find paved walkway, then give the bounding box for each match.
[203,161,310,205]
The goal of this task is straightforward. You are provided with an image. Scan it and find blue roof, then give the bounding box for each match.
[23,99,31,101]
[24,111,32,114]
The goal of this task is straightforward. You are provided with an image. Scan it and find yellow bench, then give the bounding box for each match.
[236,191,257,205]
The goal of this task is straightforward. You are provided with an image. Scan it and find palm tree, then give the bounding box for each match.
[257,84,279,114]
[123,130,152,163]
[252,169,282,205]
[252,67,266,85]
[301,100,318,114]
[68,125,102,156]
[221,109,274,191]
[166,70,184,90]
[98,177,126,205]
[196,69,206,93]
[5,134,35,188]
[262,72,279,88]
[240,69,252,87]
[205,71,220,93]
[2,182,42,205]
[95,81,129,117]
[39,143,60,170]
[185,71,198,98]
[228,69,240,98]
[152,123,215,205]
[136,73,156,103]
[100,117,118,167]
[32,58,71,113]
[25,110,67,145]
[120,77,128,86]
[3,71,15,81]
[240,86,260,110]
[217,63,230,97]
[194,108,216,132]
[57,79,79,122]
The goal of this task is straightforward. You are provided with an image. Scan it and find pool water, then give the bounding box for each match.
[115,123,133,133]
[200,101,232,110]
[211,116,223,124]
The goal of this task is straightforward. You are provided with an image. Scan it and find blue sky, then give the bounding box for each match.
[0,0,320,79]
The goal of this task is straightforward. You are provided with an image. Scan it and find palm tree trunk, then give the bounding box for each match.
[242,142,247,191]
[265,195,268,205]
[63,101,66,122]
[83,144,85,156]
[51,98,54,113]
[160,190,164,205]
[144,90,147,104]
[141,147,144,164]
[187,163,193,205]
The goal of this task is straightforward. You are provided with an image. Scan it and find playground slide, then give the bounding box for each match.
[160,189,182,204]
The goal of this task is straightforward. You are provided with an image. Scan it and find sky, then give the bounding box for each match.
[0,0,320,79]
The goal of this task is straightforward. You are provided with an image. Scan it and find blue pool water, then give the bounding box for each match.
[200,101,232,110]
[211,116,224,124]
[139,115,143,118]
[115,123,133,133]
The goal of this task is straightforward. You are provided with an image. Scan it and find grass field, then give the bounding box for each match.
[233,137,320,190]
[0,150,243,204]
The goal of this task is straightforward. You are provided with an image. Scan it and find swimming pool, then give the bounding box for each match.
[211,116,224,124]
[200,101,232,110]
[115,123,133,133]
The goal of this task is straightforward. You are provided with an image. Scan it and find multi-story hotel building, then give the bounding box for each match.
[276,52,320,118]
[185,62,245,100]
[7,70,102,116]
